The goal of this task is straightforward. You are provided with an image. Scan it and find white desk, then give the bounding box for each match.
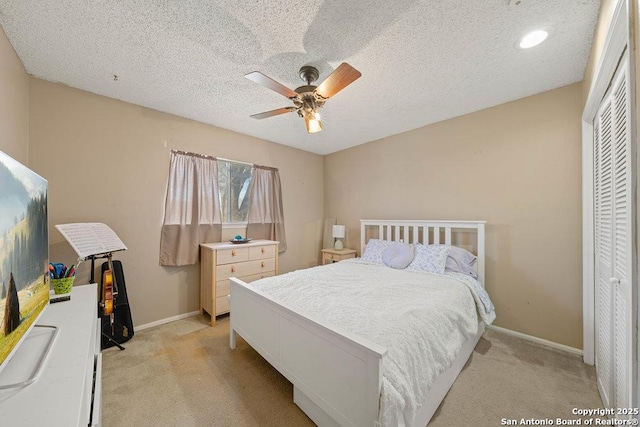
[0,283,102,426]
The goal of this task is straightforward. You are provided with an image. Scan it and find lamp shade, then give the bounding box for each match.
[305,115,322,133]
[332,225,345,239]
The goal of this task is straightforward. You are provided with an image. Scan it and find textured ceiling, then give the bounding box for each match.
[0,0,599,155]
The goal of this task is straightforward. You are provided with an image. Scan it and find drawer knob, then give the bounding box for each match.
[231,266,236,273]
[261,247,266,254]
[261,261,265,268]
[232,250,237,257]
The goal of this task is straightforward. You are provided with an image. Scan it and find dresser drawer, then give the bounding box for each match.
[249,244,276,260]
[243,271,275,283]
[216,280,230,297]
[215,271,275,316]
[216,295,230,315]
[216,270,275,298]
[216,258,276,280]
[217,247,249,265]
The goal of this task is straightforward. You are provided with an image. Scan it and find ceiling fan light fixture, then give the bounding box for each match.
[519,29,548,49]
[305,114,323,134]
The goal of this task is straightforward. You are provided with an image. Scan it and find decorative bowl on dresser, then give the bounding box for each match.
[200,239,279,325]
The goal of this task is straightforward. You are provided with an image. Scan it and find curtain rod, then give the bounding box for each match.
[254,164,279,171]
[170,149,216,160]
[170,149,254,167]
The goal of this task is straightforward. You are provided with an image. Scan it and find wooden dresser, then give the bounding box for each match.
[200,239,278,325]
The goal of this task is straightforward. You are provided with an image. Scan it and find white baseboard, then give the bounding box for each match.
[486,325,583,357]
[136,310,201,332]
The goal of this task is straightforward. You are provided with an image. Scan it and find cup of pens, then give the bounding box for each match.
[50,262,76,294]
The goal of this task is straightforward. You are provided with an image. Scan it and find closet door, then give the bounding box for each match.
[611,56,632,410]
[594,53,633,411]
[594,80,614,408]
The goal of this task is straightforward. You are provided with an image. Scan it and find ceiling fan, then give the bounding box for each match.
[245,63,362,134]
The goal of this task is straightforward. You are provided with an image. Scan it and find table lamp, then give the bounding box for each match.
[332,225,345,250]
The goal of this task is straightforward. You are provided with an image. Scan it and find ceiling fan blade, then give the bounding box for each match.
[315,63,362,99]
[245,72,299,99]
[250,107,297,120]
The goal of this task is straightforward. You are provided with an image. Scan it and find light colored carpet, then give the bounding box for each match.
[102,315,602,427]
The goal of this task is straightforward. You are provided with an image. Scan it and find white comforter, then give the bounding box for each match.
[250,259,495,427]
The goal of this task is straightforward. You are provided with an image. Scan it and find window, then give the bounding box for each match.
[217,160,252,223]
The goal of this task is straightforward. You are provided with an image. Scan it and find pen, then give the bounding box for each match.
[50,263,59,279]
[65,264,75,277]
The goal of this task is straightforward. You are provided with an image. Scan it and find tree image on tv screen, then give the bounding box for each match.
[0,151,49,366]
[3,272,19,335]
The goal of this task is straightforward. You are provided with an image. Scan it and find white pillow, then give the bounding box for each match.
[382,242,415,269]
[407,244,450,274]
[361,239,393,264]
[445,245,478,278]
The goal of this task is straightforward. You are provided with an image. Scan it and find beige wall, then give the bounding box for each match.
[0,0,613,343]
[583,0,619,102]
[324,83,584,348]
[28,78,324,327]
[0,26,28,164]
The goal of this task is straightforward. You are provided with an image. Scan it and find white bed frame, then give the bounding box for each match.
[229,220,486,426]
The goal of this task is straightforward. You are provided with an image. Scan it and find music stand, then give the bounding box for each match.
[55,223,128,350]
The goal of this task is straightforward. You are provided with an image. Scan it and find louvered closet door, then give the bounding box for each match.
[594,95,613,407]
[611,55,632,410]
[594,53,633,411]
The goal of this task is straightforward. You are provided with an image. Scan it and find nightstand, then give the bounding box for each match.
[321,248,357,265]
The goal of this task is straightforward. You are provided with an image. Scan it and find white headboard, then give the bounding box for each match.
[360,219,486,285]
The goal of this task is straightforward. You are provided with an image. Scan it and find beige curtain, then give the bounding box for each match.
[159,151,222,266]
[246,166,287,253]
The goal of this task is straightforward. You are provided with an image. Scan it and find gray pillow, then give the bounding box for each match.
[445,245,478,278]
[382,242,415,269]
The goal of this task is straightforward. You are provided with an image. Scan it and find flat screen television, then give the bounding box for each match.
[0,151,49,375]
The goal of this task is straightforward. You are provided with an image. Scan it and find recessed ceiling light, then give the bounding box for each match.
[519,30,548,49]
